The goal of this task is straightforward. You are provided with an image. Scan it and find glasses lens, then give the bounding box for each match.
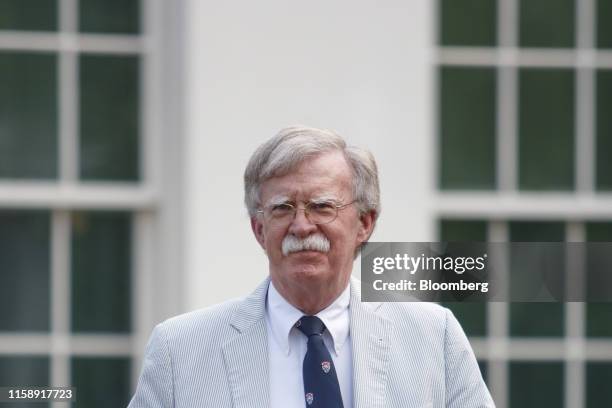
[307,202,337,224]
[267,203,294,222]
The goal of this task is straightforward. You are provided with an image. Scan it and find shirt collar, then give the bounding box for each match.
[266,281,350,356]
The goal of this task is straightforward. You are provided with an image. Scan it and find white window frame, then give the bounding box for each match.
[0,0,186,398]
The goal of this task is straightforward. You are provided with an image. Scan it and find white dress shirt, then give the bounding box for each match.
[266,281,353,408]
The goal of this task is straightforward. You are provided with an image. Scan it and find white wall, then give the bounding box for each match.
[183,0,436,310]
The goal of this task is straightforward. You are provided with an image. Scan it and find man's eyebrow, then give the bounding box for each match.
[265,193,344,206]
[266,195,292,206]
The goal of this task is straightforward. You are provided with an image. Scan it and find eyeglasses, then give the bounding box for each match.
[257,200,356,225]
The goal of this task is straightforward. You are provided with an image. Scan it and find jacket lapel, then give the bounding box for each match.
[221,276,393,408]
[222,278,271,408]
[350,277,393,408]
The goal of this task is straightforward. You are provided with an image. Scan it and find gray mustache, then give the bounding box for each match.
[282,233,331,256]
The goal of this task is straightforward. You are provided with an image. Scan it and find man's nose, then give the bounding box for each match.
[287,208,318,238]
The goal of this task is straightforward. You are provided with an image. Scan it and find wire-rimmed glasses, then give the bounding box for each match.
[257,200,356,226]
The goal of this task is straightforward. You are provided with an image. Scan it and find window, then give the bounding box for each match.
[437,0,612,406]
[0,1,183,406]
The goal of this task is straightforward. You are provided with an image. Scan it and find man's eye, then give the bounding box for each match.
[272,203,293,212]
[310,202,335,211]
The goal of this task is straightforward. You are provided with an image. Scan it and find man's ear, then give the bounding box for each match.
[357,210,377,244]
[251,216,266,249]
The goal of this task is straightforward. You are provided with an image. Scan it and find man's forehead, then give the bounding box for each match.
[259,151,353,200]
[260,176,352,204]
[262,150,346,177]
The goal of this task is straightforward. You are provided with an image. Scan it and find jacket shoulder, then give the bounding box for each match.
[155,298,243,345]
[378,301,451,338]
[379,300,449,320]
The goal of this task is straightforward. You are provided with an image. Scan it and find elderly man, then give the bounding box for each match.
[128,126,494,408]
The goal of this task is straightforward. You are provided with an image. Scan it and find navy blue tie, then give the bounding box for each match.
[296,316,344,408]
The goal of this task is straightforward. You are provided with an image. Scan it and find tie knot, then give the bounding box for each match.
[296,315,326,337]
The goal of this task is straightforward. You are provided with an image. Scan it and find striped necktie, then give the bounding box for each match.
[296,316,344,408]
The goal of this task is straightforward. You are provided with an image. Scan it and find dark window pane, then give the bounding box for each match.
[0,52,57,179]
[439,220,488,241]
[439,219,487,336]
[478,361,487,384]
[510,303,564,337]
[519,0,575,48]
[509,221,564,337]
[71,211,131,333]
[439,0,496,46]
[586,222,612,337]
[72,357,131,408]
[587,362,612,407]
[597,0,612,48]
[79,55,140,181]
[443,303,487,337]
[586,303,612,337]
[439,67,496,189]
[510,362,564,408]
[79,0,140,34]
[519,69,575,190]
[586,221,612,241]
[0,0,57,31]
[0,356,49,408]
[596,70,612,190]
[0,356,49,385]
[510,221,565,242]
[0,211,50,331]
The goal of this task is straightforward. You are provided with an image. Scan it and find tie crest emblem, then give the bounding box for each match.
[321,360,331,373]
[305,392,314,405]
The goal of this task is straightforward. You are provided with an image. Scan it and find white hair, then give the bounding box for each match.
[244,126,381,218]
